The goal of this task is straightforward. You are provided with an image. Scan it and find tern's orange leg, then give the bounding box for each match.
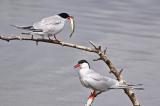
[86,91,102,106]
[53,35,62,42]
[86,90,97,106]
[88,90,96,99]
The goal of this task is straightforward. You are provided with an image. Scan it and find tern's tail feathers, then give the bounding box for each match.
[11,25,33,30]
[108,87,144,90]
[109,86,144,90]
[127,83,143,87]
[10,25,42,32]
[109,84,144,90]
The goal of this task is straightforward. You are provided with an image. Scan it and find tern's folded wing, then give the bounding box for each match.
[33,16,62,29]
[88,72,119,89]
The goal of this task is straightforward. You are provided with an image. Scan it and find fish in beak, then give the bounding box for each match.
[67,16,75,38]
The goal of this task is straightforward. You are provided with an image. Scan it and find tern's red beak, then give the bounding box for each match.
[67,16,75,38]
[74,64,80,68]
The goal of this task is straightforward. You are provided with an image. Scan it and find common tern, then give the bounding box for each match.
[11,12,75,40]
[74,60,143,100]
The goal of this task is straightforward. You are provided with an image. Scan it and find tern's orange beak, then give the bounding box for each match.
[74,64,80,69]
[67,16,75,38]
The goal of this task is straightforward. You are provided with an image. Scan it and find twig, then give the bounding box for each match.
[93,57,102,61]
[103,47,107,54]
[89,41,97,49]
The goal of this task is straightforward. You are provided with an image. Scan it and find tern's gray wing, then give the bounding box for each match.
[33,16,62,30]
[85,70,118,91]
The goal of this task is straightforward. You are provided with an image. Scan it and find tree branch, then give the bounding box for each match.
[0,35,141,106]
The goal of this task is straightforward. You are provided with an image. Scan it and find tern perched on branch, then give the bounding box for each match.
[11,12,75,40]
[74,60,143,105]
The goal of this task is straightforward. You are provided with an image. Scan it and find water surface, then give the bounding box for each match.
[0,0,160,106]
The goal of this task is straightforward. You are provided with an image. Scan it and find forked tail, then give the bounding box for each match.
[109,83,144,90]
[10,25,33,30]
[10,25,42,32]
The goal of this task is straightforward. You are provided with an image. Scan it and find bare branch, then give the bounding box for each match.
[98,45,101,50]
[0,35,98,52]
[103,47,107,54]
[0,35,141,106]
[93,57,102,61]
[118,68,123,81]
[89,41,97,49]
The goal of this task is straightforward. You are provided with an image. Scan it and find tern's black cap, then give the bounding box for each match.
[58,13,70,19]
[78,60,90,68]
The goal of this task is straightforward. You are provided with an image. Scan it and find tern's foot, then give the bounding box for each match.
[53,35,60,41]
[18,36,22,40]
[31,35,34,39]
[48,36,51,40]
[48,35,61,42]
[47,35,63,43]
[49,38,62,42]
